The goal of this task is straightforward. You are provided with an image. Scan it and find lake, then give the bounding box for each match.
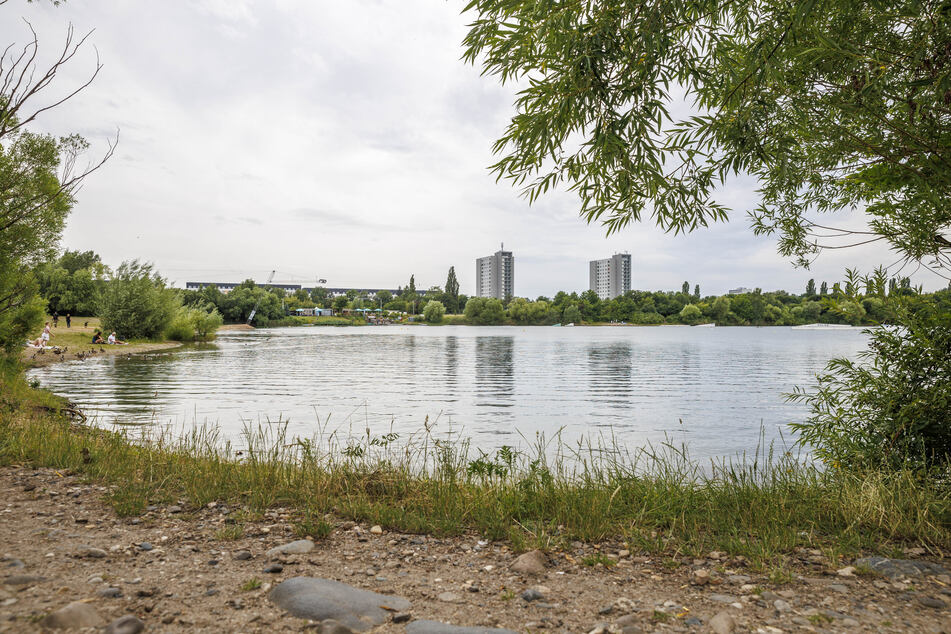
[28,325,869,461]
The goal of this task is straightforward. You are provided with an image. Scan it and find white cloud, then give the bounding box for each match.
[2,1,945,297]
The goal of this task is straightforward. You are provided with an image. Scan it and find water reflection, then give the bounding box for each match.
[28,326,870,460]
[587,342,633,411]
[475,336,514,411]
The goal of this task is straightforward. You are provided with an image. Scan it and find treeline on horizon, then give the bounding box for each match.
[35,251,951,328]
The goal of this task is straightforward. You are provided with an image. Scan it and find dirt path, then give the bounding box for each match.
[1,466,949,633]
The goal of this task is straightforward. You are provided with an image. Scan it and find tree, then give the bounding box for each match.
[464,296,505,325]
[693,284,700,299]
[423,300,446,323]
[463,1,951,271]
[820,282,829,296]
[679,303,702,324]
[805,279,816,297]
[444,266,460,314]
[682,281,690,295]
[0,9,112,353]
[98,261,178,339]
[563,304,582,324]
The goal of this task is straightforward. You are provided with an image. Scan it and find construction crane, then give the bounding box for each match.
[246,270,276,325]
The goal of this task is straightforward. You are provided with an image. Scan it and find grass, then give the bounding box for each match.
[582,553,617,567]
[240,577,262,592]
[2,362,950,569]
[215,525,245,541]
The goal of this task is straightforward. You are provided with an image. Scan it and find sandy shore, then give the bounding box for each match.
[1,465,949,633]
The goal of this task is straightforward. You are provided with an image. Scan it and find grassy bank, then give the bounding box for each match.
[1,364,949,572]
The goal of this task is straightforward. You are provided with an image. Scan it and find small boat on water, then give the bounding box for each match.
[693,323,715,327]
[566,323,575,327]
[791,323,855,330]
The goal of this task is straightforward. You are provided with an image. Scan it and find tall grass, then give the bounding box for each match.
[1,363,948,569]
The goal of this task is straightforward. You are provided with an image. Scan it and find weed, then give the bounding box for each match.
[215,525,244,541]
[500,590,515,601]
[293,511,333,540]
[651,610,670,623]
[582,553,617,567]
[240,578,262,592]
[808,613,833,625]
[768,567,795,585]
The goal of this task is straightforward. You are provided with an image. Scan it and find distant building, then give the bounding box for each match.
[589,253,631,299]
[185,282,423,298]
[476,245,514,299]
[186,281,301,294]
[728,287,752,295]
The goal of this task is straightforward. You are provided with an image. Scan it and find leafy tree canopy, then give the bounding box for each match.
[463,0,951,270]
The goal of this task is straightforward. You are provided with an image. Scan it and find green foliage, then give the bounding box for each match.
[423,299,446,323]
[97,261,178,340]
[165,303,223,342]
[463,0,951,269]
[563,304,582,324]
[506,297,552,324]
[464,296,505,325]
[790,308,951,470]
[444,266,460,313]
[679,303,703,324]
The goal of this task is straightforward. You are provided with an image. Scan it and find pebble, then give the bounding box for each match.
[836,566,856,577]
[438,592,462,603]
[685,616,702,626]
[264,564,284,573]
[773,599,792,612]
[370,525,383,535]
[829,583,849,593]
[709,594,738,604]
[97,587,123,598]
[41,601,104,629]
[406,621,518,634]
[392,612,413,624]
[918,596,947,609]
[269,577,411,630]
[2,574,46,586]
[521,587,546,602]
[266,539,315,558]
[234,550,253,560]
[168,505,183,513]
[104,614,145,634]
[709,611,736,634]
[692,569,711,585]
[76,545,108,559]
[138,542,153,551]
[511,550,547,576]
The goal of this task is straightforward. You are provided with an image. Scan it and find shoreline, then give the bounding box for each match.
[1,371,949,631]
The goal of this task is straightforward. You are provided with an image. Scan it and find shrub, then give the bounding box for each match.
[423,300,446,323]
[97,260,178,339]
[464,297,505,325]
[679,303,702,324]
[790,308,951,470]
[165,304,223,342]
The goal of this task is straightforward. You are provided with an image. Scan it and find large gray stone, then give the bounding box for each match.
[407,621,519,634]
[854,557,948,579]
[266,540,315,558]
[269,577,411,631]
[41,601,104,630]
[511,550,547,576]
[105,615,145,634]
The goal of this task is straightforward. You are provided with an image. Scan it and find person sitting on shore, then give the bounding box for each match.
[92,330,105,344]
[107,331,127,345]
[29,322,53,348]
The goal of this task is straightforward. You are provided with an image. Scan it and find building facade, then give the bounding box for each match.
[476,245,514,299]
[588,253,631,299]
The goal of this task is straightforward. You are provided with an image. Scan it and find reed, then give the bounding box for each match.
[2,364,948,570]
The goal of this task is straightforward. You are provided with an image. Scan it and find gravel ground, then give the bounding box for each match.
[1,465,949,633]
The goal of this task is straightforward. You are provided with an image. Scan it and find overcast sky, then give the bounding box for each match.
[4,1,946,297]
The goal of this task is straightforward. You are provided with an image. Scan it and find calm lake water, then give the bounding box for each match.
[28,326,869,460]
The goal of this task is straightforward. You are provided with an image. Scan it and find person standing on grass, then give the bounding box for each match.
[65,313,71,328]
[52,311,59,328]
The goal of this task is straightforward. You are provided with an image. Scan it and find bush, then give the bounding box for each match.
[679,303,702,324]
[790,308,951,470]
[98,261,178,340]
[423,300,446,323]
[165,304,223,342]
[464,297,505,325]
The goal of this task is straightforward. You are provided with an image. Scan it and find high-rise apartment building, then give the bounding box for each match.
[476,245,514,299]
[589,253,632,299]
